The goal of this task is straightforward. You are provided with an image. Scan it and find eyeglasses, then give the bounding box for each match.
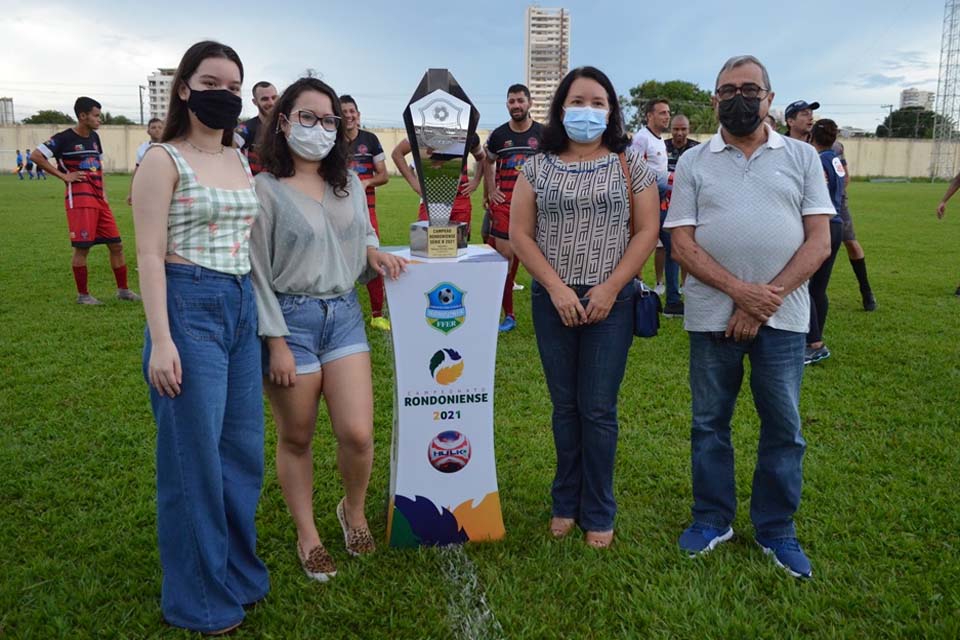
[289,110,341,132]
[716,83,768,101]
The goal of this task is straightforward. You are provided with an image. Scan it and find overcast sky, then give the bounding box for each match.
[1,0,945,131]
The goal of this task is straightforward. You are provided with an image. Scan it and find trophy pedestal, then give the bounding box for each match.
[410,220,468,259]
[383,245,508,547]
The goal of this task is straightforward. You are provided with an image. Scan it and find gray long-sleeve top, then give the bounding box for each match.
[249,171,379,337]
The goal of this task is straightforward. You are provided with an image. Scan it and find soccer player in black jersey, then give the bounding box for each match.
[483,84,543,332]
[235,81,277,175]
[391,135,485,231]
[341,95,392,330]
[31,97,139,304]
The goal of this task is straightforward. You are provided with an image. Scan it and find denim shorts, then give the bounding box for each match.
[262,290,369,376]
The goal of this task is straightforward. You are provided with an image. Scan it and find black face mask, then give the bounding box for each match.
[718,94,763,137]
[186,88,243,131]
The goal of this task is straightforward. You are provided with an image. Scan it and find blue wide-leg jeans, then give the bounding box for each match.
[144,264,269,632]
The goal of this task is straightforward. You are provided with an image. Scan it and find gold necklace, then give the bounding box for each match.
[185,138,224,155]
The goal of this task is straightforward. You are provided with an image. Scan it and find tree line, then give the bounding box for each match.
[19,110,135,125]
[12,83,954,138]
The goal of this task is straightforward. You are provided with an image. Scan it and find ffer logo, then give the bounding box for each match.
[425,282,465,334]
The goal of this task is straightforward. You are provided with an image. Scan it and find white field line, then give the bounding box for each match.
[437,545,505,640]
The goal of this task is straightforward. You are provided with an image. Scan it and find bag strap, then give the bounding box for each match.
[618,152,636,238]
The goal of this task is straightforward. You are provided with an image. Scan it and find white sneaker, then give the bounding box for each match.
[654,282,665,296]
[77,293,103,305]
[513,282,525,291]
[117,288,142,301]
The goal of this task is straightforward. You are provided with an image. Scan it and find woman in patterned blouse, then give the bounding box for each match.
[510,66,660,549]
[132,41,268,634]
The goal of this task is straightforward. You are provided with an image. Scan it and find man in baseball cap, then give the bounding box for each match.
[785,100,819,142]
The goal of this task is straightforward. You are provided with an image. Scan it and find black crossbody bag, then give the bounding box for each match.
[619,152,661,338]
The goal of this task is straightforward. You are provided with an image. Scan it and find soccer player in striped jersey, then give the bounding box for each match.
[484,84,543,332]
[341,95,392,330]
[391,135,485,234]
[31,97,140,304]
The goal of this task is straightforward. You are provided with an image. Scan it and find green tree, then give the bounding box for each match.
[22,110,76,124]
[100,111,135,125]
[876,106,952,138]
[620,80,717,133]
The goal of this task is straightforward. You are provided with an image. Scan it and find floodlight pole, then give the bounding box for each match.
[931,0,960,180]
[138,85,147,125]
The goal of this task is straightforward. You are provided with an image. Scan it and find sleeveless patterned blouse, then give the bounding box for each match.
[154,143,259,275]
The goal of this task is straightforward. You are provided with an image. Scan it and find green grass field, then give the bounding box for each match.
[1,174,958,639]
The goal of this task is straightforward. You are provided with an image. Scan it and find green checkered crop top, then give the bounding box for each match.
[154,143,259,275]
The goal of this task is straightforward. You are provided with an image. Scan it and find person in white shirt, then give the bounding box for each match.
[630,98,670,178]
[127,117,163,204]
[631,99,685,316]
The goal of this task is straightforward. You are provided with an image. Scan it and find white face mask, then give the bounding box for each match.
[286,121,337,161]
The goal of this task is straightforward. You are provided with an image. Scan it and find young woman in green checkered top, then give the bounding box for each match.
[131,41,268,635]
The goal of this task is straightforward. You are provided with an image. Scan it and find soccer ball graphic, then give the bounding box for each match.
[428,430,471,473]
[437,287,455,305]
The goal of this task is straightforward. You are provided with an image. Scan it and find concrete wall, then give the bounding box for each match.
[685,134,960,179]
[3,123,959,178]
[838,137,959,178]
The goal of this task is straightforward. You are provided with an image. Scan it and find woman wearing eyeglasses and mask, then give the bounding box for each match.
[132,40,268,634]
[510,66,660,548]
[249,77,407,581]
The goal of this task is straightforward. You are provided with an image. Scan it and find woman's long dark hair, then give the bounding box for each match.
[161,41,244,147]
[256,77,349,197]
[541,66,629,154]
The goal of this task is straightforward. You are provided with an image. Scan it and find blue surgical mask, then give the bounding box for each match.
[562,106,608,143]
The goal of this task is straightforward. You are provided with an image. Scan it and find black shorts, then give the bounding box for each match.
[837,201,856,242]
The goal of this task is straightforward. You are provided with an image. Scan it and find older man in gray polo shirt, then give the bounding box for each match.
[664,54,834,579]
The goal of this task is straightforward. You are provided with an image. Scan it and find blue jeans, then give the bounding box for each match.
[660,209,681,305]
[144,264,269,632]
[688,328,806,540]
[531,280,634,531]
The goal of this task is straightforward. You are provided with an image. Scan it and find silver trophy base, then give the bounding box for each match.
[410,221,468,258]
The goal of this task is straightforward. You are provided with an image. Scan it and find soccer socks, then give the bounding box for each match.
[367,276,385,318]
[72,266,89,295]
[502,257,520,318]
[850,258,872,293]
[113,265,129,290]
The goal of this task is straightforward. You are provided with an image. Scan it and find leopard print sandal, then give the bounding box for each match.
[337,497,376,556]
[297,540,337,582]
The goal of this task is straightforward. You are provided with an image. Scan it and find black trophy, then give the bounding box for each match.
[403,69,479,258]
